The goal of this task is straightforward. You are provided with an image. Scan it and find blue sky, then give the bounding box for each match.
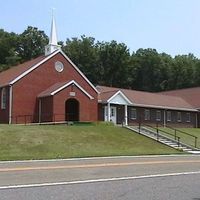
[1,0,200,57]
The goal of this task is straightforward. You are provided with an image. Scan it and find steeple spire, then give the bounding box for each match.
[45,10,61,56]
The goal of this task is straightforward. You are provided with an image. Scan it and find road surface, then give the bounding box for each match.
[0,155,199,199]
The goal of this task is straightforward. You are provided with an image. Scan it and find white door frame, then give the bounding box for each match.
[104,106,117,124]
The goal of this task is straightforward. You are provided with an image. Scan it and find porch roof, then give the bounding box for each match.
[38,80,94,99]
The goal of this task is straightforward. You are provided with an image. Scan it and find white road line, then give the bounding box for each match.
[0,171,200,190]
[0,154,199,164]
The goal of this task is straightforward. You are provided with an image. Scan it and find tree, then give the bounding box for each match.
[17,26,48,61]
[62,35,99,84]
[97,40,130,87]
[129,48,172,92]
[168,54,197,89]
[0,29,20,71]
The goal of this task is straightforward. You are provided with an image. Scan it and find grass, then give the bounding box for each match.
[0,123,182,161]
[157,128,200,148]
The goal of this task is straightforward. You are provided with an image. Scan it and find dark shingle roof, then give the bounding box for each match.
[0,55,45,87]
[97,86,196,111]
[159,87,200,109]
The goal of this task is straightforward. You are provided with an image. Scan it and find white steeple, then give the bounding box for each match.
[45,11,61,56]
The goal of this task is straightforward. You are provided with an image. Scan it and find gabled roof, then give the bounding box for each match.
[0,55,46,87]
[0,50,98,94]
[107,90,132,105]
[38,80,94,99]
[97,86,197,111]
[159,87,200,109]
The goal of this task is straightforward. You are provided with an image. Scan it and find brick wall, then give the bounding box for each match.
[11,52,98,124]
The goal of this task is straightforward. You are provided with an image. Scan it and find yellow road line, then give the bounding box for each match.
[0,160,200,172]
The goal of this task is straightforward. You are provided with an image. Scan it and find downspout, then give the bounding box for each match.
[9,85,12,124]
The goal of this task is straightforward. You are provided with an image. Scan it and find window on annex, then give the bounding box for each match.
[144,109,150,120]
[167,111,171,122]
[156,110,161,121]
[1,88,6,109]
[130,108,137,120]
[177,112,182,122]
[186,113,191,122]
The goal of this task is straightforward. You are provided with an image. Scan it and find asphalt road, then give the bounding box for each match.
[0,155,199,200]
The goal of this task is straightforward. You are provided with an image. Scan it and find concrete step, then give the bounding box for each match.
[127,126,199,154]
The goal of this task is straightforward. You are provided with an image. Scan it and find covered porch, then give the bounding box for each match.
[102,91,132,125]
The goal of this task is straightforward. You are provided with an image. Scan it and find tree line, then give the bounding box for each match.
[0,26,200,92]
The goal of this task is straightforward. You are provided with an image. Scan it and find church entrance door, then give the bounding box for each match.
[65,99,79,121]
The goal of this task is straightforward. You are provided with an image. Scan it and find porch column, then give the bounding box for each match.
[125,105,128,125]
[9,86,13,124]
[107,103,111,122]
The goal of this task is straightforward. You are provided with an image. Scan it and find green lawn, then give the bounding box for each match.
[157,128,200,148]
[0,123,182,161]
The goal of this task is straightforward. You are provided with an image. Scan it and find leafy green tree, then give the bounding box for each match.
[62,35,99,84]
[129,48,171,92]
[168,54,197,89]
[0,29,20,70]
[97,40,130,87]
[17,26,48,61]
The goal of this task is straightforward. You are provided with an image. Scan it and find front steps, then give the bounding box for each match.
[126,126,200,154]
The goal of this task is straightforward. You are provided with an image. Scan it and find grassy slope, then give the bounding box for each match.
[0,124,181,161]
[159,128,200,148]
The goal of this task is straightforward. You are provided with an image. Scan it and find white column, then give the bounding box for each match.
[9,86,12,124]
[125,105,128,126]
[107,103,111,122]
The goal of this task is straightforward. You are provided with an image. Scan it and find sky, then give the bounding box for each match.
[1,0,200,57]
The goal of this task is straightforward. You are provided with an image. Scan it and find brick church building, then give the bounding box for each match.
[0,17,199,127]
[0,17,98,124]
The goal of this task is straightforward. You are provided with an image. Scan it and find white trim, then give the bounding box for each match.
[9,50,98,94]
[125,105,128,125]
[103,91,196,112]
[9,86,12,124]
[51,80,94,100]
[9,50,59,85]
[107,90,132,105]
[59,50,99,94]
[107,103,111,122]
[132,103,197,112]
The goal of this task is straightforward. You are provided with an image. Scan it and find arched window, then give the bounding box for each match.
[1,88,6,109]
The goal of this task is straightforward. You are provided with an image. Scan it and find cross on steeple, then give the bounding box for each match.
[45,10,61,56]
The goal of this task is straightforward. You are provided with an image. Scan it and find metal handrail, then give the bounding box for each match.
[165,125,198,148]
[139,122,181,147]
